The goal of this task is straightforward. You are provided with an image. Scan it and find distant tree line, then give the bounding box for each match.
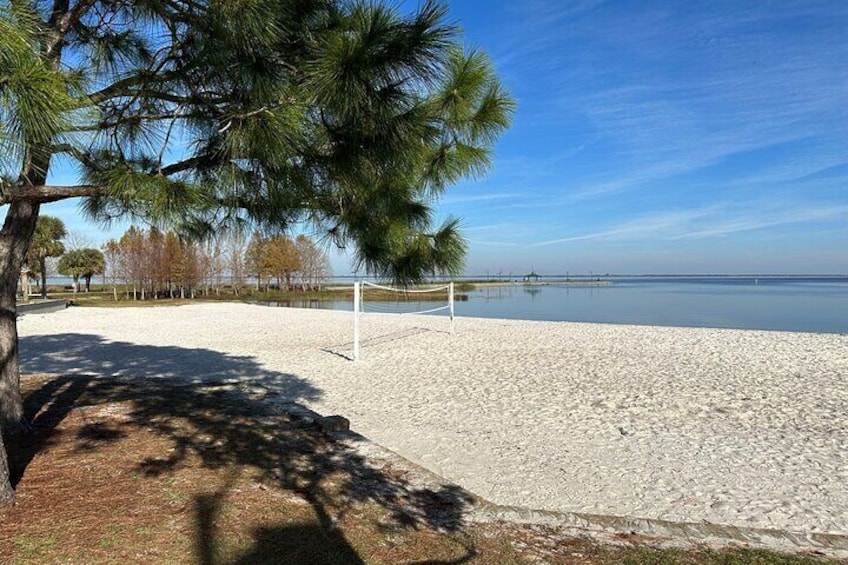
[103,228,332,301]
[103,226,205,300]
[18,217,332,301]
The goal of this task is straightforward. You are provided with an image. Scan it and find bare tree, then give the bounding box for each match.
[296,235,332,290]
[102,240,123,301]
[225,233,247,296]
[209,243,225,296]
[63,230,94,251]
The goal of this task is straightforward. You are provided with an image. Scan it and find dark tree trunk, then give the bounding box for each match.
[84,275,91,292]
[20,271,30,302]
[0,201,41,503]
[0,432,13,504]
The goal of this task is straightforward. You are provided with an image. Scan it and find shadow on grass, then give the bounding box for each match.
[15,333,476,564]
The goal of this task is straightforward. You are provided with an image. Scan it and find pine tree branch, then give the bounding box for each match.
[49,143,99,168]
[1,185,102,205]
[160,156,207,176]
[86,69,189,105]
[46,0,96,60]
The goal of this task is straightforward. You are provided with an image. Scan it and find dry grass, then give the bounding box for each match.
[0,374,842,565]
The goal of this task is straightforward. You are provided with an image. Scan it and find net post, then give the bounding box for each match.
[353,281,360,360]
[449,281,455,334]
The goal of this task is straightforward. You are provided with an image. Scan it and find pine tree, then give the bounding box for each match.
[0,0,513,504]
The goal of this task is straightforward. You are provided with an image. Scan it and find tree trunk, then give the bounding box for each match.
[0,202,40,504]
[40,258,48,299]
[20,271,30,303]
[0,431,13,505]
[85,275,92,292]
[1,202,39,424]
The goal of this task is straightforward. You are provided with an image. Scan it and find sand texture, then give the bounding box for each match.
[17,303,848,535]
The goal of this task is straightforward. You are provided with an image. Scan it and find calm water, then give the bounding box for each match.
[458,278,848,334]
[268,277,848,334]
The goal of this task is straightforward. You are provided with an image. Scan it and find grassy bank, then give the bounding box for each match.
[0,374,839,564]
[44,285,470,307]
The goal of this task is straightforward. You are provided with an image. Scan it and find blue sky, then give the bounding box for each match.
[42,0,848,275]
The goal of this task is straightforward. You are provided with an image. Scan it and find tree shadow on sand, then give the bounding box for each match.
[14,333,477,564]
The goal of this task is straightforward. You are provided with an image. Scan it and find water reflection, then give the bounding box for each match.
[259,299,350,310]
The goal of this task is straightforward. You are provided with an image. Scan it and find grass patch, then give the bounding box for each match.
[0,374,841,564]
[13,534,57,560]
[69,287,469,308]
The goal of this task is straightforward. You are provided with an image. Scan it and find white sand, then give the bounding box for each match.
[17,302,848,534]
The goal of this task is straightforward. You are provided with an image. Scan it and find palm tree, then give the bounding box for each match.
[26,216,66,298]
[58,248,104,294]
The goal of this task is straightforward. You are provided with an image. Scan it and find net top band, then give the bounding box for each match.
[361,281,451,293]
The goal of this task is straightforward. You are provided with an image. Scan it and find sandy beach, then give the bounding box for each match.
[17,302,848,536]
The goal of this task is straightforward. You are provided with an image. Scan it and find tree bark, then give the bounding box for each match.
[0,184,100,205]
[0,431,13,505]
[0,201,39,426]
[0,201,40,504]
[40,259,48,299]
[20,271,30,303]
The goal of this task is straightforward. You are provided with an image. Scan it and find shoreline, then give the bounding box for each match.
[17,303,848,539]
[69,297,848,336]
[465,280,613,288]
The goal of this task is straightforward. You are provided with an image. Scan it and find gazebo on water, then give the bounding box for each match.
[522,270,541,282]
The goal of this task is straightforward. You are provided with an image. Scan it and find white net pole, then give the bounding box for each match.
[353,281,360,361]
[449,281,455,334]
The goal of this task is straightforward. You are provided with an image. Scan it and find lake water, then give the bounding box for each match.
[458,278,848,334]
[46,274,846,334]
[268,277,848,335]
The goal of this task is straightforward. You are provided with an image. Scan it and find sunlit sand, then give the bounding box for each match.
[18,302,848,536]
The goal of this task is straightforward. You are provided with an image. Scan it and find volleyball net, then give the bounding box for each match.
[353,281,455,360]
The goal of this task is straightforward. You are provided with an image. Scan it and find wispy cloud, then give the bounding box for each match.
[531,202,848,246]
[444,1,848,273]
[676,204,848,240]
[467,239,526,247]
[490,1,848,202]
[462,222,515,232]
[440,192,519,205]
[532,207,721,246]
